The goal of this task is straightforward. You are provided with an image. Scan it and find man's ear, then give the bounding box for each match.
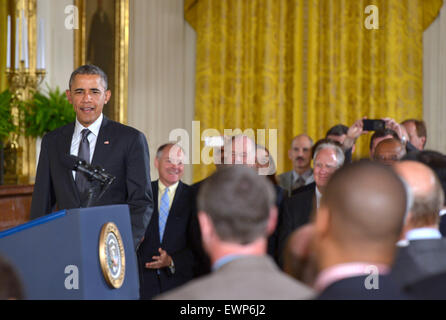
[105,90,111,104]
[288,149,293,161]
[66,89,73,104]
[266,206,278,236]
[198,211,213,241]
[420,136,426,148]
[154,157,159,170]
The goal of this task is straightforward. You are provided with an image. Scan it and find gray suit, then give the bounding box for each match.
[391,238,446,289]
[156,255,314,300]
[278,170,314,197]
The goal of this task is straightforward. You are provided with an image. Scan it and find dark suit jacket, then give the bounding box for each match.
[30,116,154,248]
[137,180,201,300]
[405,271,446,299]
[440,215,446,237]
[317,275,410,300]
[277,182,316,265]
[391,238,446,289]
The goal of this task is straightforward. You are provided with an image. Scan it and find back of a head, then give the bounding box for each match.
[402,150,446,205]
[197,166,276,244]
[0,255,25,300]
[394,160,444,228]
[373,138,406,165]
[322,161,407,249]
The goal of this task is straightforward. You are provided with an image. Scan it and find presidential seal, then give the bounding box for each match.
[99,222,126,289]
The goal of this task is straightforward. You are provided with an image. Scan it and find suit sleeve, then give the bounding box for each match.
[30,134,56,220]
[126,132,154,249]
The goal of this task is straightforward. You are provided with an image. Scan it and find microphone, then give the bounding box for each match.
[61,154,116,207]
[62,154,115,185]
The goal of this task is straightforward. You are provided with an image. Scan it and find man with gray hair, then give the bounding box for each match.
[276,140,344,265]
[156,166,313,300]
[391,160,446,289]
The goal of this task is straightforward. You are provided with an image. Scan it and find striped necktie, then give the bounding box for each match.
[159,187,170,242]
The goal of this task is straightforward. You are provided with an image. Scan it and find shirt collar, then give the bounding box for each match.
[158,179,179,194]
[406,227,442,241]
[315,186,323,208]
[74,113,103,138]
[314,262,390,292]
[292,168,313,181]
[212,254,245,272]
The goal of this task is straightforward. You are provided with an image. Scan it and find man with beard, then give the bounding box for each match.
[278,134,314,197]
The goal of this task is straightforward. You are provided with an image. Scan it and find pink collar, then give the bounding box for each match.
[314,262,390,292]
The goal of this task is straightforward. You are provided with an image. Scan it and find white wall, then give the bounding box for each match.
[128,0,196,184]
[423,4,446,153]
[36,0,73,91]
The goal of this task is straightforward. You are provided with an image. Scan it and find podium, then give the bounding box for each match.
[0,205,139,299]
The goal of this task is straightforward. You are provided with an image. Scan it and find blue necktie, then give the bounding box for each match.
[159,187,170,242]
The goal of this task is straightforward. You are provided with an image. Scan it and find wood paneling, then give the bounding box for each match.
[0,185,33,231]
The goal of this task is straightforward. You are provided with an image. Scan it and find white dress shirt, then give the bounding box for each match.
[70,113,103,180]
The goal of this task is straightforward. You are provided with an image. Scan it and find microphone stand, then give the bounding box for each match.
[72,158,116,207]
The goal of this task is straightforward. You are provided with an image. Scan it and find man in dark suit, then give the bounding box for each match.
[277,134,314,197]
[277,141,345,265]
[157,166,313,300]
[30,65,153,249]
[391,161,446,289]
[314,161,409,299]
[137,143,202,299]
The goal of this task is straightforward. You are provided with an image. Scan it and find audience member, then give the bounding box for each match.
[278,134,314,196]
[0,255,25,300]
[313,161,409,299]
[326,124,349,146]
[402,150,446,237]
[369,128,400,158]
[156,166,313,300]
[401,119,427,151]
[391,161,446,289]
[276,141,344,265]
[137,143,203,299]
[373,138,406,166]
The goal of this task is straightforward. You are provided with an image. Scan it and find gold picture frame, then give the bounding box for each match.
[73,0,128,124]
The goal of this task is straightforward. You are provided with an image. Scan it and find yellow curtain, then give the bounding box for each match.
[0,0,8,91]
[185,0,443,183]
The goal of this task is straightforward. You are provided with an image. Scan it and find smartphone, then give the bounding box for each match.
[363,119,385,131]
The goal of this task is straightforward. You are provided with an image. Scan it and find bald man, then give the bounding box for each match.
[373,138,406,166]
[391,161,446,290]
[279,134,314,196]
[313,161,409,299]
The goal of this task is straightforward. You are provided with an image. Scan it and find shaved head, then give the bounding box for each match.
[321,161,407,252]
[393,161,444,227]
[374,138,406,166]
